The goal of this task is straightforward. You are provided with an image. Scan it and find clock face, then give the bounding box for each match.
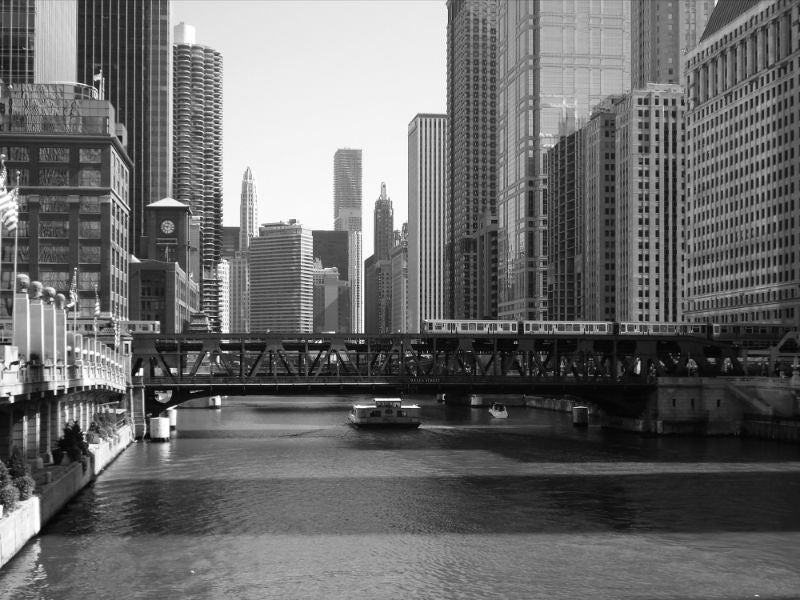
[160,219,175,235]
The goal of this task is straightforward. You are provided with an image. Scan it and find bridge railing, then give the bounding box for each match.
[0,286,128,398]
[1,341,127,396]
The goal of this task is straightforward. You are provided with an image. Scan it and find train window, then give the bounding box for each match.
[556,324,566,332]
[511,322,518,331]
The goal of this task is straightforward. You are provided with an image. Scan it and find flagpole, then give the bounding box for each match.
[93,284,97,343]
[12,171,19,311]
[0,215,4,329]
[0,154,5,319]
[72,268,77,349]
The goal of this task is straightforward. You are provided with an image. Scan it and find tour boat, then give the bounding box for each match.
[349,398,422,428]
[489,402,508,419]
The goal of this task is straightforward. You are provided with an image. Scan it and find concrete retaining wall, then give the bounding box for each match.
[741,420,800,443]
[0,424,133,569]
[0,496,40,568]
[524,395,595,414]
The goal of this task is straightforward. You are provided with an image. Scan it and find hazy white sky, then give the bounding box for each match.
[171,0,447,257]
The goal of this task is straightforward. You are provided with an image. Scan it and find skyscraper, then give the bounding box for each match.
[333,148,362,233]
[77,0,172,258]
[249,221,313,333]
[172,22,223,330]
[390,223,409,333]
[615,85,686,323]
[312,229,351,332]
[408,114,447,332]
[312,260,349,333]
[373,182,394,260]
[333,148,362,332]
[632,0,715,89]
[496,0,630,320]
[228,253,249,332]
[446,0,498,320]
[228,167,256,333]
[582,98,622,322]
[240,167,257,253]
[365,183,394,333]
[217,259,230,333]
[546,130,585,321]
[0,83,131,321]
[685,0,799,324]
[0,0,77,84]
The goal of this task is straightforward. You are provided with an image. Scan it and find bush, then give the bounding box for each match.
[7,446,26,478]
[0,483,20,513]
[0,460,10,488]
[57,421,89,462]
[13,475,35,501]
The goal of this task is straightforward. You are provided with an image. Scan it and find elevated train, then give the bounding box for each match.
[421,319,796,344]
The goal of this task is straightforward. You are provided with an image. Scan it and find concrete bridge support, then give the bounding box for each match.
[0,392,119,466]
[599,376,800,437]
[49,400,63,459]
[39,400,54,464]
[12,409,27,461]
[25,405,40,466]
[128,386,147,439]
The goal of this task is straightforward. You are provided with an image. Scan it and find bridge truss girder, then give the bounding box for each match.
[132,332,742,400]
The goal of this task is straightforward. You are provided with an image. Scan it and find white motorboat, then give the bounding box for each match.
[349,398,422,428]
[489,402,508,419]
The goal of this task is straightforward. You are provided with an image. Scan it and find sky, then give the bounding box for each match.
[171,0,447,258]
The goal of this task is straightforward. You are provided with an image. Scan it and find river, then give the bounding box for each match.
[2,395,800,599]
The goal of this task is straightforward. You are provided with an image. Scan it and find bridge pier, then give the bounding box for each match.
[596,376,800,437]
[25,405,41,467]
[128,385,147,440]
[11,407,27,462]
[0,407,12,459]
[39,399,54,464]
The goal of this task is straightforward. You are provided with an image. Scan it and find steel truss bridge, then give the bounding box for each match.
[131,332,743,414]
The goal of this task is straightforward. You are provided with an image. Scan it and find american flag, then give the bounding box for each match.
[94,285,101,317]
[67,268,78,309]
[0,158,18,232]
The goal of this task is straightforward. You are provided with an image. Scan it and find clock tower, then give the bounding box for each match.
[143,198,192,272]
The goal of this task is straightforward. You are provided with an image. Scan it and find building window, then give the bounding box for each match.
[78,168,102,187]
[39,147,70,162]
[80,148,103,163]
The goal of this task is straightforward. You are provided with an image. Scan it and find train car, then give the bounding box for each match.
[421,319,518,334]
[712,322,797,345]
[616,322,709,336]
[522,321,613,335]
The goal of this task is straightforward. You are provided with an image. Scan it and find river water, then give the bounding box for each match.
[2,396,800,599]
